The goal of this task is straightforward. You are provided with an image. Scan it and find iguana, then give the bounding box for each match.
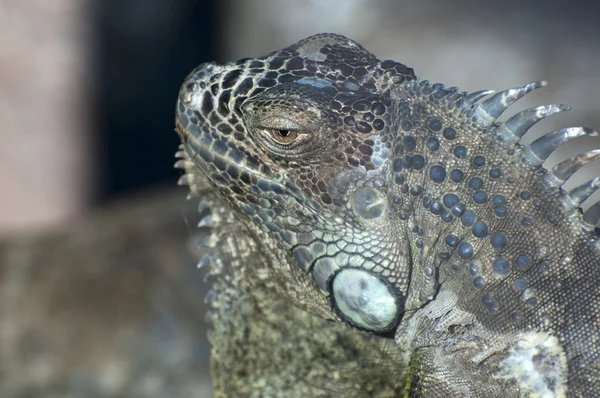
[174,33,600,397]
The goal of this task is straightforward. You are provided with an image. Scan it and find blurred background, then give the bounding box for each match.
[0,0,599,397]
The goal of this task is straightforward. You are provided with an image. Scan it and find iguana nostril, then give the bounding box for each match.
[351,188,386,220]
[330,267,402,332]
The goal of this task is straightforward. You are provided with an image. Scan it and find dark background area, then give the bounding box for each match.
[95,0,216,200]
[0,1,599,397]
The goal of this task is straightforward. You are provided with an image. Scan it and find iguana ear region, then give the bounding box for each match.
[329,267,405,334]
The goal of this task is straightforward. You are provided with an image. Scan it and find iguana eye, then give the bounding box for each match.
[256,126,314,154]
[271,129,300,145]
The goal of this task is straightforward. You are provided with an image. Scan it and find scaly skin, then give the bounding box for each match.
[175,34,600,397]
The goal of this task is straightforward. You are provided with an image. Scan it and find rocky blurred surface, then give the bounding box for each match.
[0,187,212,398]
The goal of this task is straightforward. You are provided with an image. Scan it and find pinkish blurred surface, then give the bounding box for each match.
[0,1,93,236]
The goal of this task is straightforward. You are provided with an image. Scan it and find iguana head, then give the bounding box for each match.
[176,34,419,334]
[175,33,600,342]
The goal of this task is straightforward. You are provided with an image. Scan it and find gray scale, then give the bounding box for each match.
[312,257,339,292]
[445,233,460,248]
[493,257,510,276]
[522,217,534,227]
[453,145,468,159]
[427,137,440,152]
[472,155,486,167]
[473,276,485,289]
[412,154,426,170]
[472,220,489,238]
[470,260,481,276]
[515,254,531,269]
[443,193,460,208]
[461,209,476,227]
[430,201,443,215]
[514,277,528,291]
[451,203,466,216]
[403,135,416,151]
[492,194,505,206]
[495,207,508,217]
[473,191,488,204]
[458,241,474,259]
[482,295,499,313]
[429,165,447,183]
[450,168,465,183]
[469,177,484,190]
[489,168,502,179]
[440,209,454,223]
[490,232,508,250]
[442,127,456,140]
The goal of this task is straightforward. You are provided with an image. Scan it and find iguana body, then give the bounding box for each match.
[175,34,600,397]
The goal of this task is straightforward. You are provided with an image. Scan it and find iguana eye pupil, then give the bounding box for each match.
[271,129,299,144]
